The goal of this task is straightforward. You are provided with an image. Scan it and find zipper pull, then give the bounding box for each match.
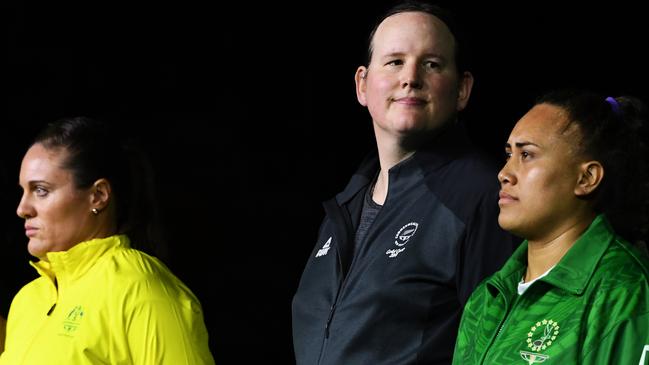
[325,304,336,338]
[47,303,56,316]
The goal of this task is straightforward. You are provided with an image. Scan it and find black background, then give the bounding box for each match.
[2,1,648,363]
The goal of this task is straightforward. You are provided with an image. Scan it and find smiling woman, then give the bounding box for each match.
[453,90,649,364]
[1,117,215,364]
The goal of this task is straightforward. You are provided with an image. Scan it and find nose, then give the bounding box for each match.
[401,63,423,89]
[16,193,35,219]
[498,163,516,185]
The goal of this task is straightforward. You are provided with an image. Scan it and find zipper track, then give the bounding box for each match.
[480,289,518,364]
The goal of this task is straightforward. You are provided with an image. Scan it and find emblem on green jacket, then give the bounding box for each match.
[519,319,560,364]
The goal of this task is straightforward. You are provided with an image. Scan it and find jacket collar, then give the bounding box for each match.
[30,235,130,289]
[488,214,615,297]
[335,122,472,205]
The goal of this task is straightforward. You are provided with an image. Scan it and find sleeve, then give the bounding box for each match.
[581,311,649,364]
[457,189,519,305]
[452,293,478,365]
[124,276,215,365]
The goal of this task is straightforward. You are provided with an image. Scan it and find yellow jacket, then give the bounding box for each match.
[0,235,215,364]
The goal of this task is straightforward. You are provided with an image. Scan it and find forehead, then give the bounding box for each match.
[20,144,71,183]
[510,103,575,143]
[372,11,456,58]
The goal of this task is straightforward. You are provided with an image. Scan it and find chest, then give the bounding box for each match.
[304,189,467,307]
[474,290,591,364]
[4,277,130,364]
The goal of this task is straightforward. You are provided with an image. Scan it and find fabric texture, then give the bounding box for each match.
[0,235,215,365]
[453,214,649,364]
[293,123,517,365]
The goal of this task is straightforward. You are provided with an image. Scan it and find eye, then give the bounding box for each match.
[521,151,531,160]
[34,186,49,197]
[424,60,440,70]
[504,151,512,160]
[385,59,403,66]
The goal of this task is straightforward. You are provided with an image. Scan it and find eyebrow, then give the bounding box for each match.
[17,180,50,187]
[505,142,540,148]
[380,52,445,60]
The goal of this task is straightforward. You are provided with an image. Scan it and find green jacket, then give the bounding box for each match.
[453,215,649,364]
[1,235,215,365]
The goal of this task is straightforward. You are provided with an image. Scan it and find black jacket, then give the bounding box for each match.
[292,124,518,364]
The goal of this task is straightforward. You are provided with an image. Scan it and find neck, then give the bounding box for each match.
[372,139,415,205]
[90,215,118,243]
[525,214,595,282]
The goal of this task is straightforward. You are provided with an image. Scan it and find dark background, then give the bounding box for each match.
[2,1,648,363]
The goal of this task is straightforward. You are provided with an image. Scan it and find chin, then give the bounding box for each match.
[27,240,48,260]
[498,214,519,234]
[499,217,532,240]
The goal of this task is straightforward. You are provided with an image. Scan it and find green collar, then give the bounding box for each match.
[488,214,615,297]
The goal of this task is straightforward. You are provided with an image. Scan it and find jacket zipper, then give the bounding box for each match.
[324,288,340,339]
[480,288,517,364]
[19,279,58,363]
[317,198,360,364]
[318,277,342,365]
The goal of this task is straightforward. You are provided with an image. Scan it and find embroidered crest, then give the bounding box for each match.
[519,319,559,364]
[61,305,85,336]
[394,222,418,246]
[386,222,419,258]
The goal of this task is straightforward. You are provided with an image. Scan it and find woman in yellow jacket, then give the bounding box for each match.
[0,117,215,364]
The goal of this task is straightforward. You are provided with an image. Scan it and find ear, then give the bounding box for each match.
[574,161,604,197]
[90,178,112,211]
[355,66,368,107]
[456,71,474,111]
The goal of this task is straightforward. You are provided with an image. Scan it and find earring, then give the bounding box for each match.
[92,208,99,215]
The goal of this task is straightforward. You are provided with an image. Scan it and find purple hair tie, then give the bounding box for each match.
[605,96,621,115]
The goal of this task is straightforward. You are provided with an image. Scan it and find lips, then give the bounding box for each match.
[393,97,426,105]
[25,225,38,237]
[498,191,518,204]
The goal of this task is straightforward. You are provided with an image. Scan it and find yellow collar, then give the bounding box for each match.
[30,235,130,289]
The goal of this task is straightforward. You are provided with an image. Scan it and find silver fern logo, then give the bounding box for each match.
[386,222,418,258]
[394,222,418,246]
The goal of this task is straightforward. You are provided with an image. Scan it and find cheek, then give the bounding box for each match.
[524,168,546,189]
[525,166,573,197]
[364,80,393,119]
[430,74,458,95]
[366,76,394,99]
[43,196,87,239]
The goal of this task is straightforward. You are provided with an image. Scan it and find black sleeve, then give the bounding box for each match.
[457,189,520,305]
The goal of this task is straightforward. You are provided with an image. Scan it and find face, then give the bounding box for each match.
[498,103,587,241]
[356,11,472,142]
[17,144,96,260]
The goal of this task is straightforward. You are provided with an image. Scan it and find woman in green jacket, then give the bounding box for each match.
[453,90,649,364]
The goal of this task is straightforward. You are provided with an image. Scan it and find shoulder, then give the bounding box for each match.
[588,239,649,318]
[463,277,493,306]
[457,277,498,330]
[420,151,502,223]
[105,247,200,306]
[596,238,649,287]
[422,149,499,192]
[580,242,649,362]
